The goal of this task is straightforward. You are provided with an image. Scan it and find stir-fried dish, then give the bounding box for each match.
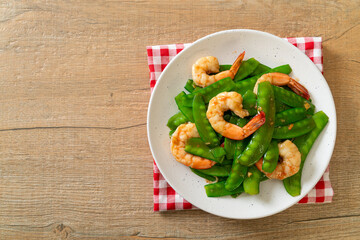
[167,51,328,198]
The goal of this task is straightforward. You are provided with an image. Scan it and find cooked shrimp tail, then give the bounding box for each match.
[254,72,310,100]
[229,51,245,77]
[244,110,266,133]
[222,111,266,140]
[288,79,310,100]
[207,92,266,140]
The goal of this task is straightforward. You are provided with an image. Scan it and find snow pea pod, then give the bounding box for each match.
[180,77,235,107]
[224,138,236,159]
[283,111,329,196]
[210,147,226,159]
[184,79,196,93]
[226,82,275,191]
[250,63,271,77]
[272,117,316,139]
[237,81,275,166]
[226,118,250,191]
[234,64,292,96]
[219,64,232,72]
[242,90,257,116]
[262,140,279,173]
[243,165,263,195]
[265,64,292,75]
[233,118,250,160]
[234,58,260,82]
[175,91,194,122]
[205,181,244,197]
[223,116,239,159]
[185,138,224,163]
[261,175,269,182]
[275,99,291,113]
[197,165,231,177]
[273,85,315,112]
[167,111,188,130]
[275,108,309,127]
[220,157,233,166]
[190,168,216,181]
[169,129,175,137]
[223,112,232,122]
[231,192,242,198]
[193,94,219,146]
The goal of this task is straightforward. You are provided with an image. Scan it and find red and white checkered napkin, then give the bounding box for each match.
[147,37,334,211]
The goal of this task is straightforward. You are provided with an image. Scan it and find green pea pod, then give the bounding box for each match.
[216,132,224,143]
[223,112,232,122]
[175,92,194,122]
[233,58,260,82]
[236,81,275,166]
[250,63,271,76]
[185,138,224,163]
[167,111,188,130]
[243,166,263,195]
[190,168,216,181]
[180,77,235,107]
[223,116,239,159]
[222,118,249,190]
[210,147,226,159]
[273,85,315,112]
[275,108,309,127]
[272,117,316,139]
[197,165,231,177]
[242,90,257,116]
[231,192,242,198]
[224,138,236,159]
[233,118,250,160]
[225,81,275,191]
[220,157,233,166]
[275,99,291,113]
[261,175,269,182]
[234,64,292,96]
[193,94,219,146]
[267,64,292,75]
[283,111,329,196]
[193,87,202,92]
[262,140,279,173]
[205,181,244,197]
[219,64,232,72]
[222,115,251,191]
[184,79,196,93]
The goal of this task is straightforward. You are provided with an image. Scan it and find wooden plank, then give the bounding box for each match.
[0,0,359,239]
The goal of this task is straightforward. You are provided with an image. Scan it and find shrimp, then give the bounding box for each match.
[206,92,266,140]
[253,72,310,100]
[192,51,245,87]
[255,140,301,180]
[170,123,216,169]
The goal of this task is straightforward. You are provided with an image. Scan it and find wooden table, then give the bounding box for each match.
[0,1,359,239]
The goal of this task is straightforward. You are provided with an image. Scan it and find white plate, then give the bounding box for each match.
[147,29,336,219]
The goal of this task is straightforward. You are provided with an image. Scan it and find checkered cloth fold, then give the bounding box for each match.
[147,37,334,211]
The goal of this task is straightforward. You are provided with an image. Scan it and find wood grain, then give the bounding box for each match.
[0,0,359,239]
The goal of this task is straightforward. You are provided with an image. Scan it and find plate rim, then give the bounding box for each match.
[147,29,337,219]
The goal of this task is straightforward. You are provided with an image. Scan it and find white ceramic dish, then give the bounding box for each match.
[147,29,336,219]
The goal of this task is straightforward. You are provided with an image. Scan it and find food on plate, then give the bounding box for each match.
[206,91,266,140]
[255,140,301,180]
[167,52,328,198]
[253,72,310,100]
[192,52,245,87]
[170,122,216,169]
